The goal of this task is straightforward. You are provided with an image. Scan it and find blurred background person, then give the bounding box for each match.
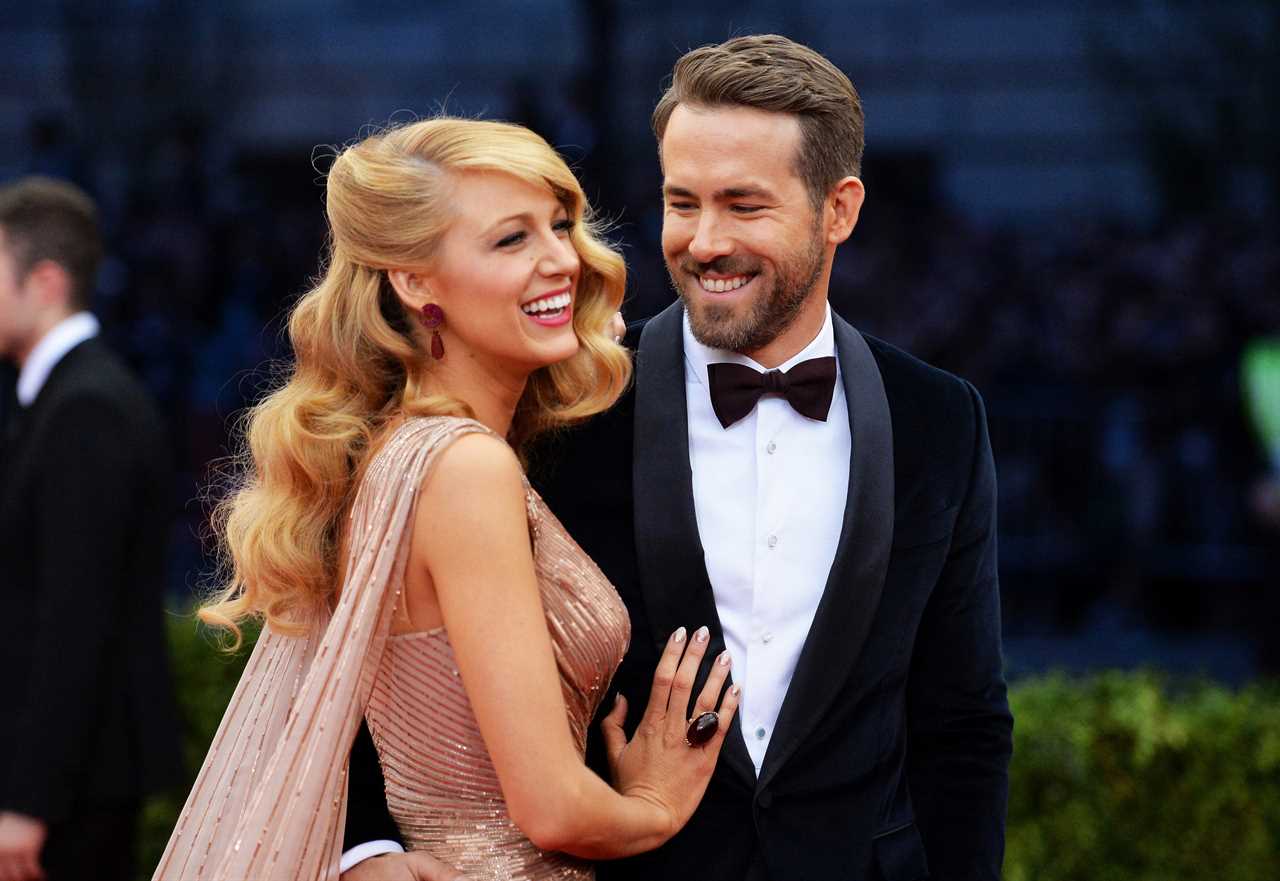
[0,177,181,881]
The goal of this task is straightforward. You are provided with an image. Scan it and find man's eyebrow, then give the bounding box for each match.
[661,184,777,201]
[718,185,775,200]
[663,185,697,199]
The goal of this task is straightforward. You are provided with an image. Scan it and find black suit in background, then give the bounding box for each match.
[346,303,1013,880]
[0,361,16,451]
[0,337,182,881]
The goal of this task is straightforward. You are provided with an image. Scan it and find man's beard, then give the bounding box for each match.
[668,226,825,355]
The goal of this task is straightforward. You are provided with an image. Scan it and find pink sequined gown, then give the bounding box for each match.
[365,426,631,880]
[152,417,629,881]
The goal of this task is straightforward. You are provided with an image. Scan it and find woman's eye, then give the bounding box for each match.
[496,231,526,248]
[553,219,575,234]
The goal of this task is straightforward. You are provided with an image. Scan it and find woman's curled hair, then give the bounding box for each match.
[200,118,630,645]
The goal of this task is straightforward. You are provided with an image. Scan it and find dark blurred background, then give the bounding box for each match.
[2,0,1277,680]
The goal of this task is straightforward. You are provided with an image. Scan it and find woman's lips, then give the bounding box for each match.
[520,289,573,326]
[525,303,573,327]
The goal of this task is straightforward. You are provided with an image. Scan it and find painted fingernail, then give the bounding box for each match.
[718,651,731,667]
[673,627,687,643]
[695,626,709,643]
[731,685,741,696]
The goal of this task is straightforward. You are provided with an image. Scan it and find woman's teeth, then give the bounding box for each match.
[521,292,572,315]
[698,275,751,293]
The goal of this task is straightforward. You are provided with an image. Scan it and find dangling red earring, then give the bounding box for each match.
[420,303,445,359]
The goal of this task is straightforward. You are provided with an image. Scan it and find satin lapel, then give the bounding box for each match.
[633,302,754,786]
[757,315,895,791]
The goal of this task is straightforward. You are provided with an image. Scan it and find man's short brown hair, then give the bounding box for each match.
[0,176,102,310]
[652,34,865,210]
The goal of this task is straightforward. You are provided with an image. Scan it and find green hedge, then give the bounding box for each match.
[1005,671,1280,881]
[139,617,1280,880]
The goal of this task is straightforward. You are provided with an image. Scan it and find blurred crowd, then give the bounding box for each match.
[835,209,1279,631]
[16,113,1280,651]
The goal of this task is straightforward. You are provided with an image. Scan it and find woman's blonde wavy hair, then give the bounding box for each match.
[200,117,630,645]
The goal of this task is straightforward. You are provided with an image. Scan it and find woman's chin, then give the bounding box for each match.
[544,338,581,368]
[519,334,580,372]
[529,327,581,366]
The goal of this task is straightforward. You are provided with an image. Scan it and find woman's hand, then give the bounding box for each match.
[599,626,740,840]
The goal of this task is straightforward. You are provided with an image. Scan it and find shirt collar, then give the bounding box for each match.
[683,302,837,386]
[16,312,100,406]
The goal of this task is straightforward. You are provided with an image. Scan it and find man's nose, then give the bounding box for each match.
[688,213,732,263]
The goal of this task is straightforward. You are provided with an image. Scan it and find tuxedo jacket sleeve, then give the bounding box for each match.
[902,378,1011,879]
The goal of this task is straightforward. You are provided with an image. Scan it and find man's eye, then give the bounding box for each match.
[497,231,525,248]
[732,205,764,214]
[668,202,696,211]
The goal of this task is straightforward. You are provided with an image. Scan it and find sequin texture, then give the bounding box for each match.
[365,419,630,880]
[151,417,628,881]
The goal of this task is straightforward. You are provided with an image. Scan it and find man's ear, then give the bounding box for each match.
[825,176,865,246]
[25,259,76,312]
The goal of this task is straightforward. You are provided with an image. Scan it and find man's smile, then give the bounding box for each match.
[697,273,756,293]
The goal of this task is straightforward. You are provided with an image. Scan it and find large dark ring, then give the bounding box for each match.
[685,711,720,747]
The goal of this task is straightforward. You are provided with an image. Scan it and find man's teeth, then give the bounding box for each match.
[521,292,572,315]
[698,275,751,293]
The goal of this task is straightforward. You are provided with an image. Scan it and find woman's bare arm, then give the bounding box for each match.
[407,433,736,859]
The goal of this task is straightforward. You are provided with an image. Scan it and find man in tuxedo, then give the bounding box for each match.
[343,35,1012,881]
[0,177,182,881]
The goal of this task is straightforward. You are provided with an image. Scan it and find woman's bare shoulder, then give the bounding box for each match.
[416,428,524,514]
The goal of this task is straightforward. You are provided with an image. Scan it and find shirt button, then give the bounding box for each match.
[761,631,773,644]
[767,534,778,548]
[755,727,767,740]
[766,441,777,454]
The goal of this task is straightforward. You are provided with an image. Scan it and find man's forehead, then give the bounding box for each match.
[660,155,802,202]
[660,104,803,191]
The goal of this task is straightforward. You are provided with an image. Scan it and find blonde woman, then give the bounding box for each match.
[152,119,739,881]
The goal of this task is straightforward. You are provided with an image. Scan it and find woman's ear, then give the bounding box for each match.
[387,269,433,312]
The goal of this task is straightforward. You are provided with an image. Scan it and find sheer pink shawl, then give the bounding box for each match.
[153,418,487,880]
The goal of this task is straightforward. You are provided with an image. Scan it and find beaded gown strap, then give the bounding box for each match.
[152,416,497,881]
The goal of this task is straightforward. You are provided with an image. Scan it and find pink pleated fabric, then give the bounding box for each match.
[153,416,628,881]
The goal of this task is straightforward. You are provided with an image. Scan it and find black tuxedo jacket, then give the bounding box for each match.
[0,337,182,823]
[346,303,1012,880]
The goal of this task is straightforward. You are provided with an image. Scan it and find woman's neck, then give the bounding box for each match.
[418,354,528,439]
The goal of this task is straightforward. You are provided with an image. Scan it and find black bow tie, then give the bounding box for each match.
[707,356,838,429]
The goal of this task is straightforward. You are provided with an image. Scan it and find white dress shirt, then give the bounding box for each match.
[339,840,405,873]
[684,306,851,775]
[16,311,100,406]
